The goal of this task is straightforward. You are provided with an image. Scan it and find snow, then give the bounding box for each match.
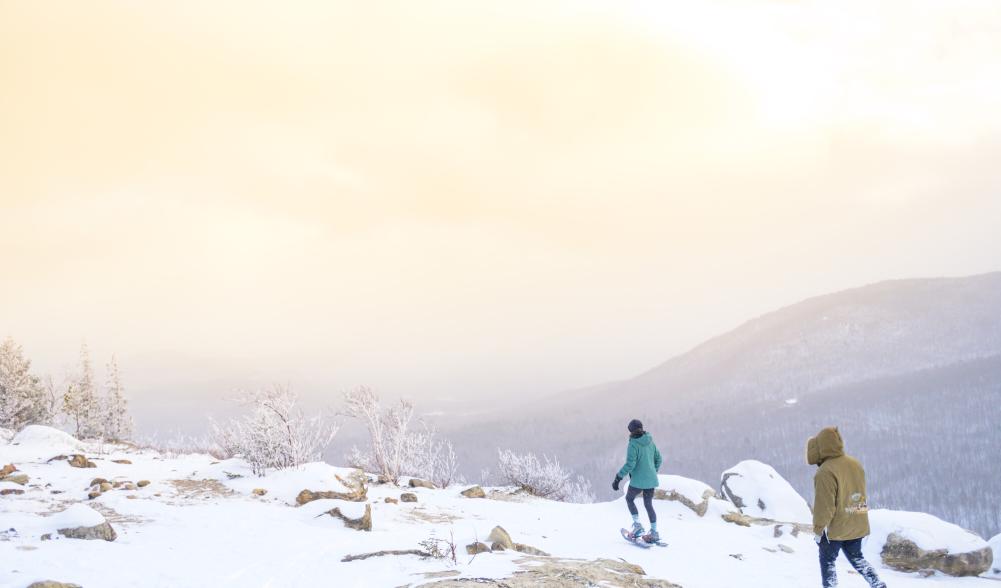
[865,509,990,556]
[987,534,1001,579]
[7,425,86,459]
[0,433,997,588]
[720,460,812,523]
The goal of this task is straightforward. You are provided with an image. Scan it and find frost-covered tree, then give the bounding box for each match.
[497,449,595,503]
[342,387,459,487]
[211,385,338,476]
[0,337,50,430]
[63,343,102,439]
[102,355,133,442]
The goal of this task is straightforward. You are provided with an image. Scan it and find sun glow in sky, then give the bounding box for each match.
[2,0,1000,428]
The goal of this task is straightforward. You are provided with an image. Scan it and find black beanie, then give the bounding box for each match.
[627,419,643,433]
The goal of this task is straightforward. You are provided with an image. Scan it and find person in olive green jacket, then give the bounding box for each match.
[807,426,886,588]
[613,419,663,542]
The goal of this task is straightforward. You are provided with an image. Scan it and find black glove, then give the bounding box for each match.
[612,476,622,491]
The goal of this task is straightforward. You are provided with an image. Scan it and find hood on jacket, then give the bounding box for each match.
[806,436,821,465]
[808,426,845,465]
[631,432,653,447]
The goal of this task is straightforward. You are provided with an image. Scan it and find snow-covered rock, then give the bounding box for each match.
[865,510,992,577]
[719,460,811,523]
[988,534,1001,578]
[8,425,86,457]
[655,475,719,517]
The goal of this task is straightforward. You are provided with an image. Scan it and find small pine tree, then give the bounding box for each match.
[63,343,102,439]
[0,337,50,430]
[102,355,133,442]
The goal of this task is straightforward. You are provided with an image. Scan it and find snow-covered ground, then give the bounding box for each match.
[1,428,997,588]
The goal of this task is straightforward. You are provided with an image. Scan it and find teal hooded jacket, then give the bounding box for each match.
[617,432,662,490]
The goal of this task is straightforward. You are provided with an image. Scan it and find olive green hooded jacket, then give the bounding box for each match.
[806,427,871,540]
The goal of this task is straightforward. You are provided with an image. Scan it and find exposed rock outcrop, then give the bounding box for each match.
[400,493,417,503]
[408,478,435,489]
[466,542,490,555]
[487,526,514,550]
[881,532,992,577]
[58,521,117,541]
[27,582,83,588]
[424,556,681,587]
[296,470,368,505]
[460,486,486,498]
[318,503,372,531]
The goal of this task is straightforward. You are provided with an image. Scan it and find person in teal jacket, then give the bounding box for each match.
[612,419,663,542]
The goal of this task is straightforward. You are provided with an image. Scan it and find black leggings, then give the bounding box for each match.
[625,486,656,523]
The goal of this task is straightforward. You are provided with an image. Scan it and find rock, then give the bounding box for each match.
[296,470,368,505]
[460,485,486,498]
[422,556,681,587]
[871,510,993,577]
[722,512,753,527]
[252,488,267,496]
[0,464,14,477]
[87,491,101,499]
[514,543,550,556]
[400,493,417,503]
[99,482,112,492]
[384,497,398,504]
[466,542,490,555]
[376,474,392,485]
[2,473,28,485]
[491,542,506,551]
[719,460,811,523]
[112,459,132,464]
[89,477,109,487]
[58,521,117,541]
[777,544,794,554]
[320,503,372,531]
[27,582,83,588]
[67,454,96,468]
[123,483,136,491]
[409,478,435,489]
[112,481,122,488]
[487,526,514,550]
[137,480,150,487]
[654,475,717,517]
[0,488,24,496]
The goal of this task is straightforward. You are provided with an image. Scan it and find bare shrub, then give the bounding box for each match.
[496,449,595,503]
[212,385,338,476]
[341,387,459,487]
[418,529,458,565]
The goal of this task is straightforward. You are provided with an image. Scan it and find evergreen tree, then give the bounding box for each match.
[102,355,133,442]
[64,343,101,439]
[0,337,49,430]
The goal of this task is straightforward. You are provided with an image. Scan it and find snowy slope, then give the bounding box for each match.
[1,431,997,588]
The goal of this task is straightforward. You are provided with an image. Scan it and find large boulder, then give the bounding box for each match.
[866,510,992,577]
[988,533,1001,578]
[719,460,811,523]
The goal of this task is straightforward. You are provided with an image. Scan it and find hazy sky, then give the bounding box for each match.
[2,0,1000,429]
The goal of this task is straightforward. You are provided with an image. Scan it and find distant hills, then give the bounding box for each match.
[444,272,1001,538]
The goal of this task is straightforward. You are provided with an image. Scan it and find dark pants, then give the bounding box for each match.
[625,486,656,523]
[819,536,885,588]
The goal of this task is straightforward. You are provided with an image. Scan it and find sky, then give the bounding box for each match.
[2,0,1001,431]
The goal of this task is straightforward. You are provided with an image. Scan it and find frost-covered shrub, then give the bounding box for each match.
[136,432,229,460]
[342,387,459,487]
[0,337,51,431]
[212,385,338,476]
[496,449,595,503]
